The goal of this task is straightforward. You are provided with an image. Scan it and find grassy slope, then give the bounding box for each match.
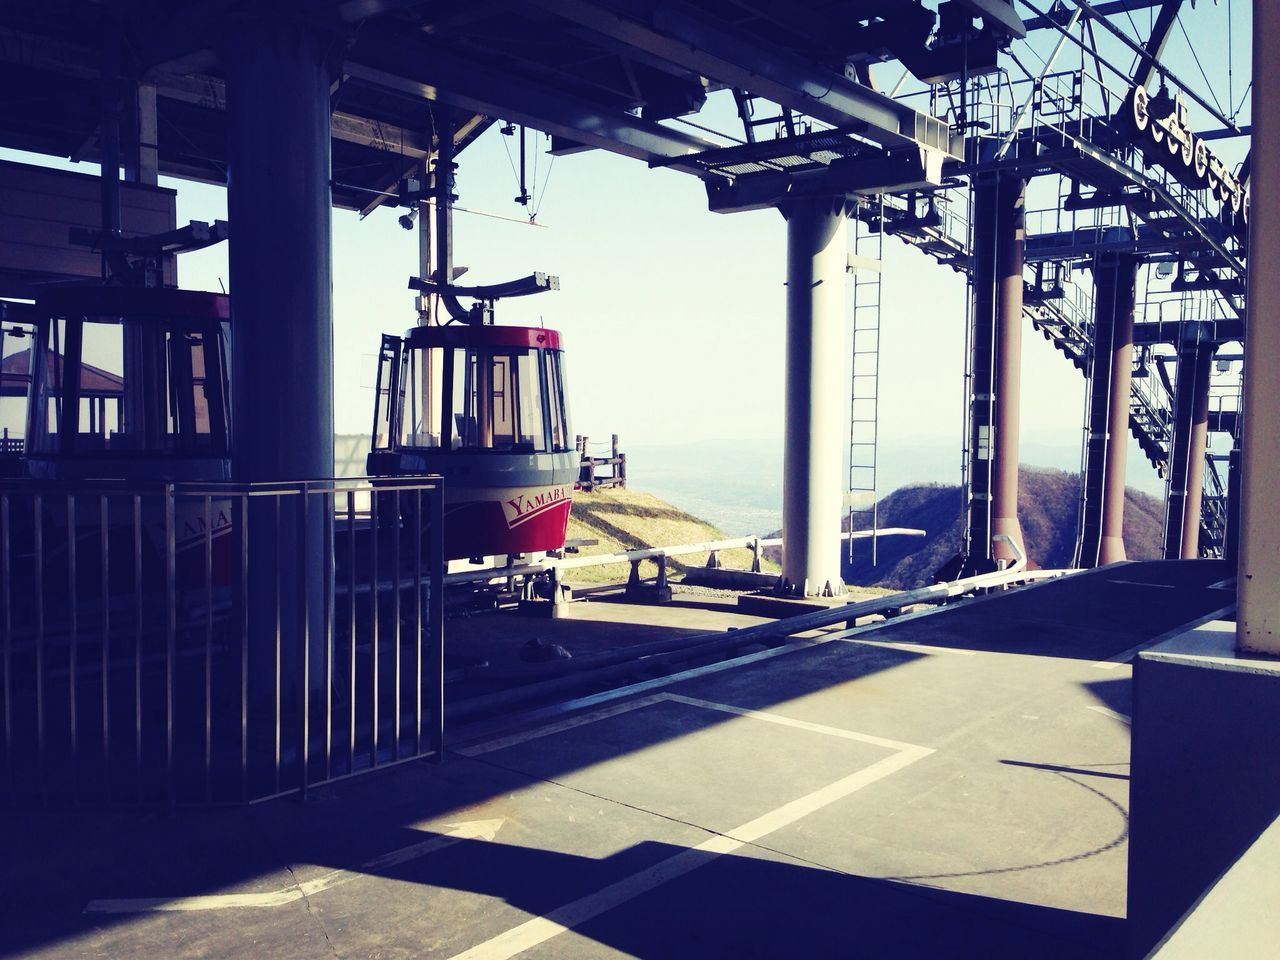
[564,488,777,585]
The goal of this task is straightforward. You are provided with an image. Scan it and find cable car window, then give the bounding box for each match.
[448,346,549,453]
[188,333,212,435]
[0,320,35,453]
[372,337,400,451]
[398,345,445,449]
[544,351,572,452]
[451,347,475,449]
[29,314,230,458]
[30,316,68,454]
[491,354,514,445]
[515,351,547,452]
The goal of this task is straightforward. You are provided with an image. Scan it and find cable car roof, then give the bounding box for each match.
[403,324,562,351]
[36,285,230,320]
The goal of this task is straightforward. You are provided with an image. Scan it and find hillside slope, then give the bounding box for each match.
[564,488,777,585]
[758,466,1164,590]
[839,466,1164,589]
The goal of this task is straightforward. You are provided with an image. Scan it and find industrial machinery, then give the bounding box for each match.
[367,321,576,560]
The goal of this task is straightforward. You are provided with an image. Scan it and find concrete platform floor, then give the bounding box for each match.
[0,560,1233,959]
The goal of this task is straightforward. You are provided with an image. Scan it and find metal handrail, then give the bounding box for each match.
[444,527,928,586]
[0,474,447,806]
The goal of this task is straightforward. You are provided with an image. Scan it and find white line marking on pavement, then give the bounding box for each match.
[1087,705,1132,725]
[448,698,933,960]
[659,693,928,753]
[83,818,506,914]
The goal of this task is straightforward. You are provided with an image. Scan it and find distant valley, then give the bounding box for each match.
[626,436,1165,538]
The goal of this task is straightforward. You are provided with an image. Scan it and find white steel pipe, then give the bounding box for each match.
[441,528,927,587]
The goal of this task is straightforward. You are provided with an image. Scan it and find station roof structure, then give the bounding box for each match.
[0,0,1036,213]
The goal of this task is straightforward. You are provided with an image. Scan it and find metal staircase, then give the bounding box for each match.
[860,149,1236,556]
[850,39,1247,559]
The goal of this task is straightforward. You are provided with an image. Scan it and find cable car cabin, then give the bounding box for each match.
[0,300,38,477]
[367,325,576,560]
[24,285,231,481]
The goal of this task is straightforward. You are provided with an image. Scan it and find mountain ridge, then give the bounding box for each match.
[765,465,1164,590]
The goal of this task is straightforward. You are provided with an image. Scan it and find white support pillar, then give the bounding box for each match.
[1239,0,1280,655]
[779,197,848,597]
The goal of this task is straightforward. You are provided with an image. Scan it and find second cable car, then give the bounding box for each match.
[367,323,577,560]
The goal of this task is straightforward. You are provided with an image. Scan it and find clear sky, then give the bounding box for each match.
[2,1,1250,503]
[162,111,1087,452]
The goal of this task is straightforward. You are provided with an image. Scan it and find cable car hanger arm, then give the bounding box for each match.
[407,272,560,302]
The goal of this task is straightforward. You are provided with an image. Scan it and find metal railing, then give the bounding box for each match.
[442,527,927,590]
[575,434,627,491]
[0,475,444,806]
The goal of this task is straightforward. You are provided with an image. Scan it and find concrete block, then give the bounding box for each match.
[681,567,778,591]
[1127,620,1280,957]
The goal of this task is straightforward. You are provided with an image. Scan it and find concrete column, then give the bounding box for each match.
[1164,340,1212,560]
[1239,0,1280,655]
[223,2,335,481]
[221,3,338,727]
[778,197,847,597]
[965,174,1026,568]
[1079,254,1139,566]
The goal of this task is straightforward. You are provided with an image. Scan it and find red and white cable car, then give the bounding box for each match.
[367,322,576,560]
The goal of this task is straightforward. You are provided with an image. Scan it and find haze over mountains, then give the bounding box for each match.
[628,436,1165,538]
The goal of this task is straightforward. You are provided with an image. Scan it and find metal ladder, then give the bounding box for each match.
[846,197,884,568]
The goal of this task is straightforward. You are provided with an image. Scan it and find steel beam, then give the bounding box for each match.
[344,45,716,173]
[1023,0,1164,31]
[1019,0,1237,133]
[0,25,442,165]
[778,197,848,597]
[150,69,439,159]
[1132,0,1184,91]
[524,0,959,159]
[704,147,944,214]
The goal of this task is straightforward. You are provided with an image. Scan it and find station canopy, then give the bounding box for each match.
[0,0,1034,213]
